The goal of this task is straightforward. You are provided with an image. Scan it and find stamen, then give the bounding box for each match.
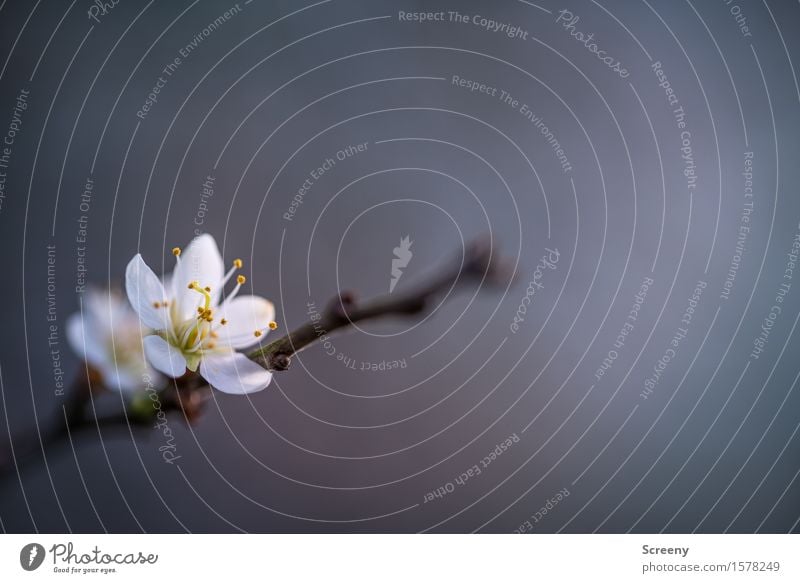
[185,326,199,348]
[220,318,228,325]
[179,323,197,347]
[181,282,216,349]
[254,330,262,337]
[215,262,251,321]
[173,247,182,271]
[222,258,244,286]
[153,301,161,308]
[217,279,244,312]
[268,321,278,330]
[188,280,213,312]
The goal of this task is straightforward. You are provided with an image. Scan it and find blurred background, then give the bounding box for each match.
[0,0,798,532]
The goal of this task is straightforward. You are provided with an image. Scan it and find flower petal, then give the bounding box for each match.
[125,254,168,330]
[143,335,187,377]
[84,288,114,329]
[199,352,272,395]
[172,234,224,319]
[97,362,148,393]
[215,295,275,349]
[66,313,107,365]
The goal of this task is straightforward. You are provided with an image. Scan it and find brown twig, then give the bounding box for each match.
[249,235,513,371]
[0,375,207,477]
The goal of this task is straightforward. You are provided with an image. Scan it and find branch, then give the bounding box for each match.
[0,373,209,477]
[0,236,513,476]
[248,235,513,371]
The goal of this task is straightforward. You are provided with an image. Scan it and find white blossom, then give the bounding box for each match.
[66,289,159,393]
[125,234,275,394]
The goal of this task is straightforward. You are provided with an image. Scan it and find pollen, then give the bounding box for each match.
[172,247,181,256]
[233,258,243,269]
[254,330,262,337]
[268,321,278,330]
[204,286,211,292]
[237,275,246,285]
[152,301,161,308]
[188,280,200,290]
[220,318,228,325]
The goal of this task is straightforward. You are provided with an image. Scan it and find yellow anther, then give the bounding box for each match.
[172,247,181,256]
[220,318,228,325]
[188,280,199,290]
[197,307,204,314]
[268,321,278,330]
[254,330,262,337]
[204,286,211,292]
[237,275,246,285]
[152,301,161,308]
[233,258,243,269]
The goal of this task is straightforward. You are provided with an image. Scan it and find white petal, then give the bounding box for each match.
[97,363,141,393]
[172,234,224,319]
[161,273,172,296]
[84,288,113,328]
[125,254,168,330]
[200,352,272,395]
[120,364,163,393]
[215,296,275,349]
[66,313,107,365]
[143,335,187,378]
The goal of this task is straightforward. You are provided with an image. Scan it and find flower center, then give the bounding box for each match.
[179,281,217,352]
[166,248,277,354]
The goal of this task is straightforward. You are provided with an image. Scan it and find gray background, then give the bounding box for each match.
[0,0,798,532]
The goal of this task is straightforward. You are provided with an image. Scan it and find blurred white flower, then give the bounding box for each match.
[66,289,158,393]
[125,234,275,395]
